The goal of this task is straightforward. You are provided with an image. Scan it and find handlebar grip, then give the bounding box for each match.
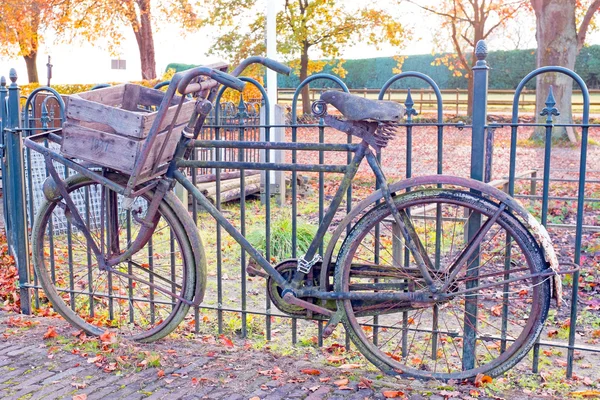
[263,59,292,76]
[211,70,246,92]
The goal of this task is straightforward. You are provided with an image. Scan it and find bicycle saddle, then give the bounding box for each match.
[315,91,405,149]
[320,91,405,123]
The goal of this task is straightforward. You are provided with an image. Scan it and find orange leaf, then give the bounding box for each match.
[569,390,600,397]
[334,378,349,386]
[219,335,234,348]
[300,369,321,375]
[157,370,165,378]
[338,363,362,369]
[474,373,493,387]
[382,390,405,398]
[72,395,87,400]
[99,331,116,344]
[43,326,58,339]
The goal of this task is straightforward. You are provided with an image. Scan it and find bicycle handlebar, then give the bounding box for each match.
[176,67,246,95]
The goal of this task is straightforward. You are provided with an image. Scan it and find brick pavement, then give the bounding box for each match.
[0,310,576,399]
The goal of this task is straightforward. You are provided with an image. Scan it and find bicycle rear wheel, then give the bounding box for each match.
[335,189,551,380]
[32,173,201,342]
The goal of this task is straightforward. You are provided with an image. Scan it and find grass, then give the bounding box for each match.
[246,216,330,262]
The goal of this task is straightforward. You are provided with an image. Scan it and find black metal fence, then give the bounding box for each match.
[1,44,599,379]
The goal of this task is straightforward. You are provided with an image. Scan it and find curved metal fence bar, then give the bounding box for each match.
[511,66,590,124]
[290,73,349,124]
[378,71,444,122]
[511,66,591,377]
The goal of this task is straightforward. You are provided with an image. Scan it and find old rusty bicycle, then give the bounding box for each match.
[24,57,574,380]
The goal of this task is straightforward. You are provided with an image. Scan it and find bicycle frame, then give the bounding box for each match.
[172,135,441,304]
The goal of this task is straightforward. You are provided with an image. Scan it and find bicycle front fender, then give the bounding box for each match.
[321,175,561,304]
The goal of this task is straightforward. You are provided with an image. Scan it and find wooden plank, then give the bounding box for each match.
[138,85,168,107]
[61,122,138,172]
[66,96,145,138]
[137,123,187,175]
[76,85,125,106]
[122,84,142,111]
[141,100,195,135]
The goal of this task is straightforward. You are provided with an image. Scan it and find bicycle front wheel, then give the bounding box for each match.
[32,173,201,342]
[335,189,551,380]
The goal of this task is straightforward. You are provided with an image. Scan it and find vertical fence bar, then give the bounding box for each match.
[0,77,9,233]
[5,70,31,314]
[463,41,489,371]
[532,86,558,372]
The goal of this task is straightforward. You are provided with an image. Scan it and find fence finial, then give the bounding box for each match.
[540,85,560,123]
[9,68,17,84]
[1,76,5,87]
[475,40,488,61]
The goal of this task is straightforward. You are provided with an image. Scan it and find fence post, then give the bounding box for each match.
[463,40,489,371]
[5,69,31,314]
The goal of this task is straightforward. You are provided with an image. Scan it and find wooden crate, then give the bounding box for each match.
[61,84,195,179]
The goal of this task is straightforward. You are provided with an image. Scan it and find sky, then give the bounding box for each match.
[0,1,598,85]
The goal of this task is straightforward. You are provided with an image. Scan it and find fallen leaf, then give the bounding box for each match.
[99,331,117,344]
[338,363,362,369]
[72,395,87,400]
[157,370,165,378]
[301,369,321,375]
[568,390,600,397]
[71,383,87,389]
[43,326,58,339]
[474,373,492,387]
[382,390,405,398]
[219,335,234,348]
[334,378,349,386]
[358,377,373,389]
[308,385,320,392]
[319,377,331,383]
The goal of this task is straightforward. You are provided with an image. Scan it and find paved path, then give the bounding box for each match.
[0,311,559,400]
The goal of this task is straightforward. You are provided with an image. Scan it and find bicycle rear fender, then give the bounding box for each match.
[321,175,562,305]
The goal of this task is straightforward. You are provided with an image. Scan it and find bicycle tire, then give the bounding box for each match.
[334,189,551,380]
[32,173,203,342]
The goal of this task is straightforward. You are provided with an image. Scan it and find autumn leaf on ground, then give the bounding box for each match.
[569,390,600,397]
[72,395,87,400]
[338,363,362,369]
[474,373,493,387]
[43,326,58,339]
[157,369,165,378]
[333,378,349,386]
[382,390,405,398]
[300,369,321,375]
[219,334,234,348]
[99,331,117,344]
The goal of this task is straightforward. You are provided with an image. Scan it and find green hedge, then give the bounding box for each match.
[167,45,600,90]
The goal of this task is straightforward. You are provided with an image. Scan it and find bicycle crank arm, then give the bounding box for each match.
[283,293,334,317]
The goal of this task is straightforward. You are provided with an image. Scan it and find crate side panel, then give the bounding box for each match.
[65,96,145,138]
[76,85,126,107]
[137,124,187,175]
[61,122,138,173]
[141,101,195,135]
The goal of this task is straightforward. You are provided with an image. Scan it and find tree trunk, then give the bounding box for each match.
[133,0,157,80]
[531,0,578,143]
[300,42,310,115]
[23,52,39,83]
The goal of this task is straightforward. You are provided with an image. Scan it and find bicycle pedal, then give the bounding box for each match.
[323,311,343,339]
